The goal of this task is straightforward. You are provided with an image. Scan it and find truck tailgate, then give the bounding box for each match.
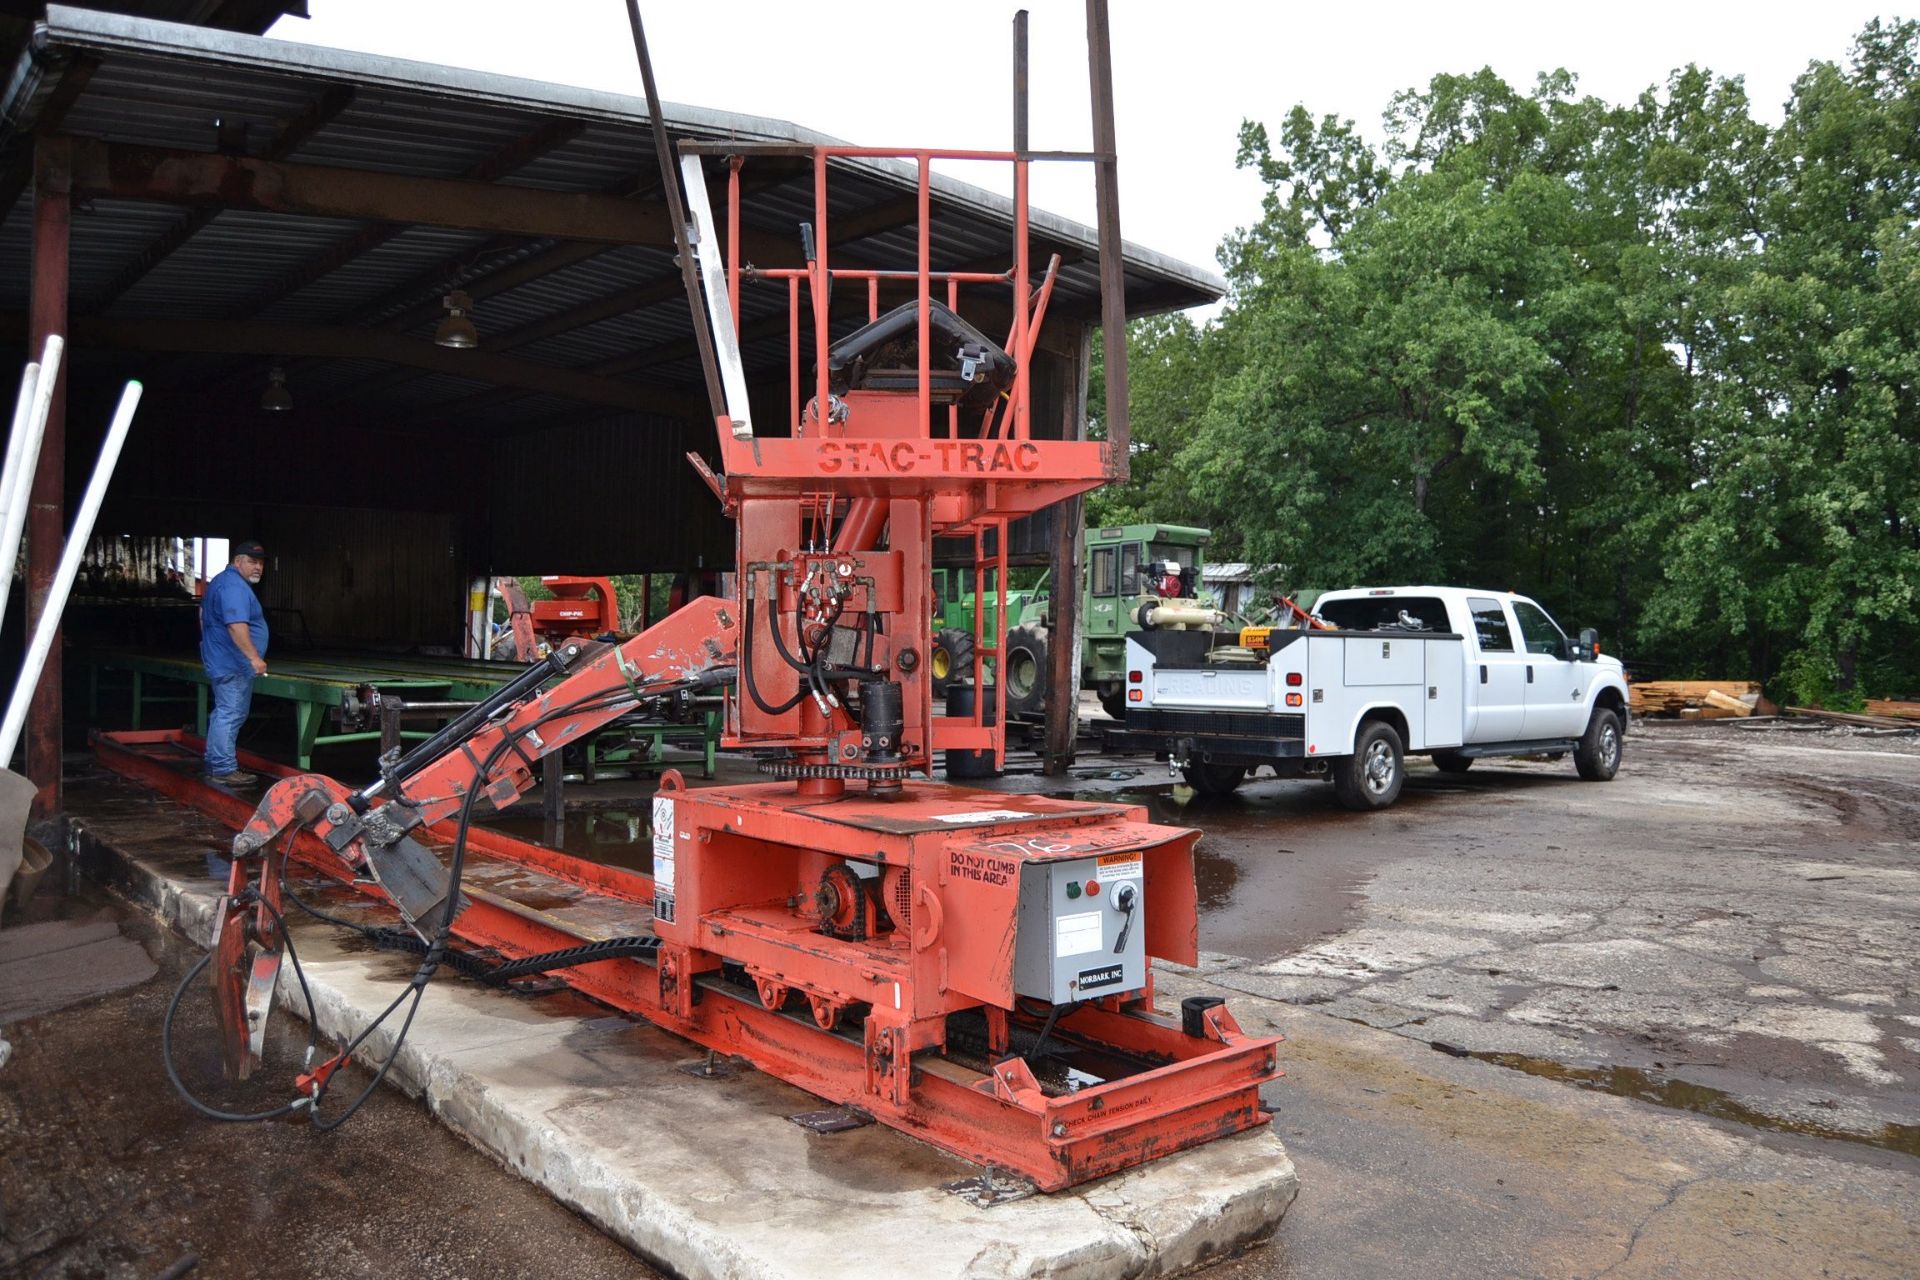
[1150,667,1268,709]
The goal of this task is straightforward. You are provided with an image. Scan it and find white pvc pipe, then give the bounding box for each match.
[0,336,65,627]
[1,379,142,767]
[0,362,43,566]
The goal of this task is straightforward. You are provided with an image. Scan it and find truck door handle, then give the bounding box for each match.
[1480,665,1488,684]
[1526,666,1534,684]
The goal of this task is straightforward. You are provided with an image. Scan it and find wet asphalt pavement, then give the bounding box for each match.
[1013,722,1920,1157]
[6,715,1917,1277]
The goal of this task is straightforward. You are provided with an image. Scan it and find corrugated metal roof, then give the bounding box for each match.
[0,5,1219,434]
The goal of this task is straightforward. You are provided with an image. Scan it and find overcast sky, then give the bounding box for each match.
[268,2,1902,286]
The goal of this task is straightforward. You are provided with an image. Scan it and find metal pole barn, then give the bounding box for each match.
[26,135,70,810]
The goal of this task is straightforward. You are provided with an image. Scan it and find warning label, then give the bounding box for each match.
[948,849,1018,887]
[1096,852,1142,884]
[653,893,675,925]
[651,797,676,891]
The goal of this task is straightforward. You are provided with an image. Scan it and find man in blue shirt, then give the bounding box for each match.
[200,540,270,785]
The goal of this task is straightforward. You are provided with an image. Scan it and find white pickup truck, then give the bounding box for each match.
[1121,586,1631,810]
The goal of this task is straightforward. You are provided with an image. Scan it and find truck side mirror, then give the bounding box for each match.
[1577,627,1600,662]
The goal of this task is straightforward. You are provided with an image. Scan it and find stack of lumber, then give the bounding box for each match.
[1787,704,1920,730]
[1628,680,1766,719]
[1865,699,1920,722]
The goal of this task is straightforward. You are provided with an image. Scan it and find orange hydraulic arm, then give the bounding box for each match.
[211,596,735,1079]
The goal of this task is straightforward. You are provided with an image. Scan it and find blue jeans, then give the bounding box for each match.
[205,673,254,774]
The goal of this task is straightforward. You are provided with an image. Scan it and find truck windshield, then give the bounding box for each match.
[1147,542,1198,569]
[1316,596,1449,632]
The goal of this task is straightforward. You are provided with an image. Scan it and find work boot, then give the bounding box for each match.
[207,769,258,787]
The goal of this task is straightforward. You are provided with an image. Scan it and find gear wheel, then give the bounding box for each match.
[815,863,869,940]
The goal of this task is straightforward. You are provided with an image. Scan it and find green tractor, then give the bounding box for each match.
[929,523,1213,721]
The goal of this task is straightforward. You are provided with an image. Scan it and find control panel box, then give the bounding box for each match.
[1012,853,1146,1003]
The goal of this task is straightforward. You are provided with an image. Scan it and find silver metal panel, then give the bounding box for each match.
[1013,855,1146,1004]
[680,152,751,437]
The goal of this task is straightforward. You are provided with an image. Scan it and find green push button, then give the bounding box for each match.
[1065,881,1081,899]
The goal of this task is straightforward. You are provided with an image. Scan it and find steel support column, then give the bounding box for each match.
[26,136,71,807]
[1086,0,1130,472]
[1043,327,1094,775]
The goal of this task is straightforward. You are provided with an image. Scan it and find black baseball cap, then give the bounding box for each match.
[233,540,267,560]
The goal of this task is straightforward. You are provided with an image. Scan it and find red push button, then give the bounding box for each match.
[1085,880,1101,896]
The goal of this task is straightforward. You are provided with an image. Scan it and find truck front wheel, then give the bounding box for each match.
[1334,720,1405,811]
[1180,761,1246,797]
[1574,708,1623,781]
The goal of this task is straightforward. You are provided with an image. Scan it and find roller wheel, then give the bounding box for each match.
[1003,625,1050,721]
[929,627,975,698]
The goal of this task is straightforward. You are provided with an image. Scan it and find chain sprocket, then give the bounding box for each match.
[757,759,915,783]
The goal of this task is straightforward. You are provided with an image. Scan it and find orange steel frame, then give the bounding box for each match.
[106,103,1279,1190]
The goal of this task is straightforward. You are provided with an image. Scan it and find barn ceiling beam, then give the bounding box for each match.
[339,238,613,332]
[41,314,704,417]
[85,84,360,314]
[62,136,805,266]
[65,132,649,242]
[348,274,693,399]
[221,116,592,319]
[335,156,814,336]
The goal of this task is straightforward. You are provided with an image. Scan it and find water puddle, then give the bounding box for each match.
[476,807,654,875]
[1473,1050,1920,1158]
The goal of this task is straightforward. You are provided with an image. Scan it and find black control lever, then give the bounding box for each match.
[1112,882,1137,954]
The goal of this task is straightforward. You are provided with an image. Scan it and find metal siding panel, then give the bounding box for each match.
[487,414,729,575]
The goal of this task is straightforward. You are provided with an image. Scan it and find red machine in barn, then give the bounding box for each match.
[161,6,1279,1190]
[532,575,621,641]
[490,575,621,659]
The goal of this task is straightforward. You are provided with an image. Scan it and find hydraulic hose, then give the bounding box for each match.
[163,674,695,1130]
[742,595,809,716]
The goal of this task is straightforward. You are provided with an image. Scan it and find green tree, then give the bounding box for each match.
[1095,20,1920,702]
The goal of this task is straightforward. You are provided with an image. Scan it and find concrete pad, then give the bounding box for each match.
[71,808,1298,1280]
[0,914,157,1022]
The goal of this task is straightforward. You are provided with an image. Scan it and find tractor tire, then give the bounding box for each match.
[929,627,975,699]
[1003,625,1050,721]
[1100,687,1129,720]
[1333,719,1406,811]
[1574,708,1623,781]
[1432,750,1474,774]
[1180,761,1247,798]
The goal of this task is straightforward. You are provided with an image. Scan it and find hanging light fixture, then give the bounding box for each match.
[260,365,293,412]
[435,290,479,349]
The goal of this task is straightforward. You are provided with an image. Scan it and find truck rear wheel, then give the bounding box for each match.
[1334,720,1405,811]
[1099,687,1128,720]
[1574,708,1623,781]
[1003,625,1050,720]
[929,627,974,698]
[1180,761,1246,797]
